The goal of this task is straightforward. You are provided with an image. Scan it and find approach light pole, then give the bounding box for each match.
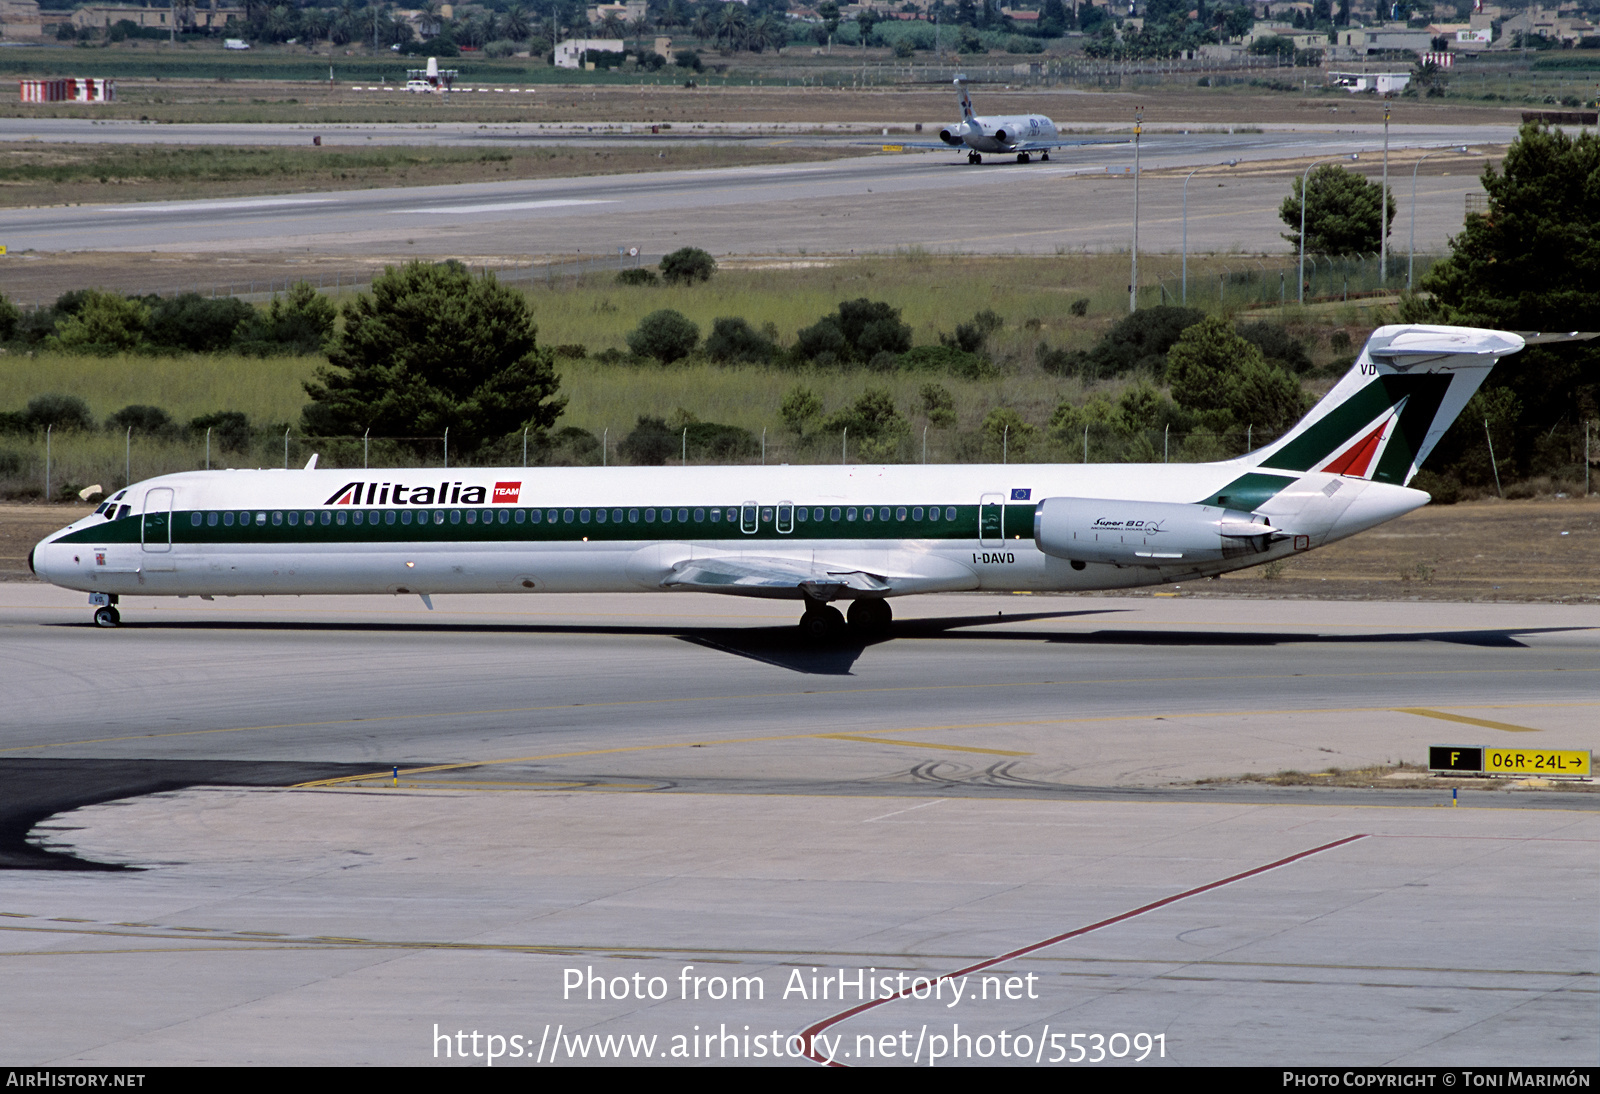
[1182,159,1238,305]
[1379,100,1390,284]
[1299,152,1360,305]
[1130,108,1142,315]
[1409,146,1470,291]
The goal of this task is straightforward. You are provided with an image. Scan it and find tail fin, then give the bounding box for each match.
[955,75,974,121]
[1240,325,1525,486]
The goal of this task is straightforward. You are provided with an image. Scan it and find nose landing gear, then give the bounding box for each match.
[89,593,120,628]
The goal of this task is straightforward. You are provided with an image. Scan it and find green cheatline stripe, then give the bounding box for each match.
[1192,472,1297,511]
[58,503,1041,546]
[1265,374,1451,480]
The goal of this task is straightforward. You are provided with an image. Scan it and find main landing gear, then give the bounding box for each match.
[967,151,983,165]
[1016,152,1031,164]
[799,598,893,642]
[90,594,120,628]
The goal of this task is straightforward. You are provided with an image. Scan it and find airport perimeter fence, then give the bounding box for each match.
[13,252,1440,314]
[749,53,1306,91]
[14,418,1597,503]
[1145,253,1440,311]
[6,423,1300,503]
[10,251,666,311]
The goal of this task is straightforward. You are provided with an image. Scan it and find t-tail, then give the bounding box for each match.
[1241,325,1526,486]
[955,74,974,121]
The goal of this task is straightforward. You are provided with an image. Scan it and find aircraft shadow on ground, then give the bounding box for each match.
[60,615,1588,674]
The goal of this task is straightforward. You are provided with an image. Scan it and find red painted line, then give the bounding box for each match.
[800,833,1369,1066]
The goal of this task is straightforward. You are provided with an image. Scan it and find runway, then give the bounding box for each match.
[0,585,1594,1065]
[0,122,1515,257]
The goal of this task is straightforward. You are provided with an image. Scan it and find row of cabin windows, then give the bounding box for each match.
[184,505,968,530]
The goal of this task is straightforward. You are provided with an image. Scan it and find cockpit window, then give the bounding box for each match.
[116,505,131,520]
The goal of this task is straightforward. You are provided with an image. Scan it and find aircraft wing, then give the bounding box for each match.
[1013,137,1129,151]
[866,138,1128,151]
[658,552,977,598]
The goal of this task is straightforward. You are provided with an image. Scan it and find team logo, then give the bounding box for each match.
[493,482,522,504]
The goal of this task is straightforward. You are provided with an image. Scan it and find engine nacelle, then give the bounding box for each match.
[1033,497,1278,567]
[939,128,963,146]
[992,128,1008,143]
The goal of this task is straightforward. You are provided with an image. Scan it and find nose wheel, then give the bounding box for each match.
[93,605,121,628]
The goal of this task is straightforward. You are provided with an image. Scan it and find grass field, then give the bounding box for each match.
[0,252,1384,490]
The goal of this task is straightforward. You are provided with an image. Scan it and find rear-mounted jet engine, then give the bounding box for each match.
[1033,497,1281,566]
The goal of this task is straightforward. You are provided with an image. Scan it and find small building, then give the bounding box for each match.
[20,77,115,102]
[71,4,244,32]
[0,0,42,39]
[586,1,646,25]
[554,38,625,68]
[1328,70,1411,94]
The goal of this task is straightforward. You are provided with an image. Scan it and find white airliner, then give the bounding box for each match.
[31,325,1526,638]
[912,75,1123,165]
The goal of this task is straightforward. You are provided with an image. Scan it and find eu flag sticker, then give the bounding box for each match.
[1010,488,1031,500]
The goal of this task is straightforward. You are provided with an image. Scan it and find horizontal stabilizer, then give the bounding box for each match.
[1511,331,1600,345]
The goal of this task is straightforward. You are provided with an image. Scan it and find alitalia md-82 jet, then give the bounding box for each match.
[29,325,1535,639]
[915,74,1124,164]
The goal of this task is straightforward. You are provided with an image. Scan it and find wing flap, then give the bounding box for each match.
[653,551,979,598]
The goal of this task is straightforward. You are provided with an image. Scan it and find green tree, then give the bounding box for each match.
[234,282,337,356]
[1167,317,1307,433]
[982,407,1035,460]
[921,382,957,427]
[0,294,20,342]
[21,393,95,432]
[1405,123,1600,486]
[703,316,776,364]
[780,384,823,436]
[627,309,700,363]
[824,388,908,458]
[659,246,717,284]
[618,415,678,465]
[46,291,149,355]
[301,261,565,456]
[148,293,253,354]
[1279,164,1395,255]
[819,0,840,50]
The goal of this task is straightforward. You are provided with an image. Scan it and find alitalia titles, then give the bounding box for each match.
[323,481,522,507]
